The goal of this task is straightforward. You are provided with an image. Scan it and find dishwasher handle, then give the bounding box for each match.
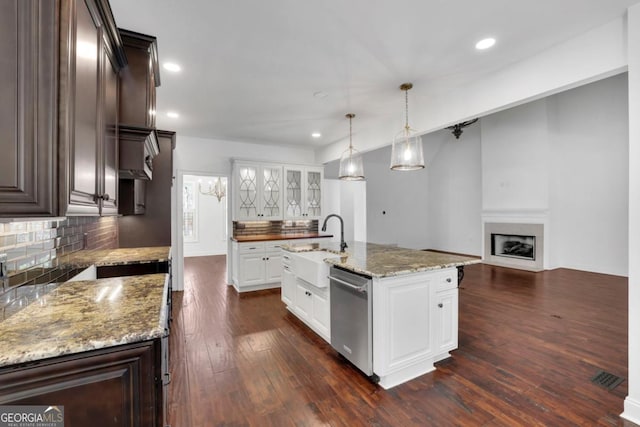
[329,275,368,293]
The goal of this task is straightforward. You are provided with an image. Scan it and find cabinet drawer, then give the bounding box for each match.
[239,242,265,253]
[435,269,457,292]
[265,240,289,251]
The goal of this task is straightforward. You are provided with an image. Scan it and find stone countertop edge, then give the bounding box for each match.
[0,273,169,369]
[282,241,481,278]
[63,246,172,269]
[231,233,333,243]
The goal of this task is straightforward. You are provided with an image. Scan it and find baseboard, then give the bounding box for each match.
[184,251,226,258]
[622,396,640,425]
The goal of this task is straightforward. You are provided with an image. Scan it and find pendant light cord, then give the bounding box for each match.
[405,88,410,130]
[349,115,353,150]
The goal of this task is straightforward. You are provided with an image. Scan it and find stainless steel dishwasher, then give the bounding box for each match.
[329,266,374,378]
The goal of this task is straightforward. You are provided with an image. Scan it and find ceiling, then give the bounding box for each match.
[109,0,638,152]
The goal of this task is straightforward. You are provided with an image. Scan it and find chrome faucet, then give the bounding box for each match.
[321,214,348,252]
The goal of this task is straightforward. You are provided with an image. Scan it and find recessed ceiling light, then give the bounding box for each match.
[163,62,181,72]
[313,91,328,99]
[475,37,496,50]
[311,132,322,138]
[167,111,180,118]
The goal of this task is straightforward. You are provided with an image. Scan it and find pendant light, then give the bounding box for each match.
[338,113,365,180]
[390,83,425,170]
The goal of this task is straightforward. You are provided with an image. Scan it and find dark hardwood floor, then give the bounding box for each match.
[169,255,635,426]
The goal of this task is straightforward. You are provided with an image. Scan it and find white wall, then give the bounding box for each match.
[322,179,367,244]
[183,175,228,257]
[481,100,550,211]
[548,74,629,275]
[624,5,640,423]
[427,125,483,255]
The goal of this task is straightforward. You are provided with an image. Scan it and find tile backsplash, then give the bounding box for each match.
[233,220,318,237]
[0,216,118,291]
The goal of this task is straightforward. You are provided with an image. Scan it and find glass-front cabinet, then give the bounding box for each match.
[284,166,323,220]
[233,162,283,220]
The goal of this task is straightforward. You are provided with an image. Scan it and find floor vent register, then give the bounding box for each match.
[591,370,624,390]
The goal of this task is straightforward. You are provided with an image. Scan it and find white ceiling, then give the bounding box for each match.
[109,0,638,152]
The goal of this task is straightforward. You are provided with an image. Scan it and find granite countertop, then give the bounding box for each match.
[0,273,168,368]
[283,241,481,278]
[64,246,171,268]
[232,233,333,243]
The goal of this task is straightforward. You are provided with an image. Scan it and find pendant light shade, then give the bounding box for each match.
[339,113,365,180]
[390,83,425,171]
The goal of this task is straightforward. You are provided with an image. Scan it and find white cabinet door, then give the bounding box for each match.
[233,162,283,220]
[304,167,323,219]
[260,165,283,219]
[435,289,458,355]
[265,250,282,283]
[311,289,330,340]
[239,253,265,286]
[294,282,312,320]
[234,163,260,220]
[284,166,323,220]
[281,265,295,306]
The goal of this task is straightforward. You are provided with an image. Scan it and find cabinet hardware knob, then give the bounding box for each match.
[266,257,269,260]
[446,278,452,283]
[438,303,443,308]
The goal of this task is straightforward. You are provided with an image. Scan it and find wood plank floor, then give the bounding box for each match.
[168,255,636,426]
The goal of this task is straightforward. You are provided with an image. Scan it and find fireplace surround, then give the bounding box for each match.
[483,222,544,271]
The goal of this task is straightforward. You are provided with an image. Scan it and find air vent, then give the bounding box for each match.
[591,370,624,390]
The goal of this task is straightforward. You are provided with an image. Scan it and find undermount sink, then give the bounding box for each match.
[292,250,341,288]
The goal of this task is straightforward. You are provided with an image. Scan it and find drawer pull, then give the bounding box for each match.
[446,277,452,283]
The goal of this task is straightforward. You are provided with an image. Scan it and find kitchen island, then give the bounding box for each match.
[0,247,172,426]
[282,241,480,389]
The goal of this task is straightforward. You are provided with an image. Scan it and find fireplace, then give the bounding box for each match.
[483,222,544,271]
[491,234,536,261]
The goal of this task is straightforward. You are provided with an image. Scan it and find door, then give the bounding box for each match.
[66,0,102,215]
[0,0,57,216]
[311,289,330,339]
[435,290,458,354]
[284,167,303,218]
[100,38,119,215]
[281,265,295,306]
[294,282,312,321]
[305,168,323,219]
[260,165,283,219]
[265,251,282,283]
[235,163,259,220]
[240,253,265,287]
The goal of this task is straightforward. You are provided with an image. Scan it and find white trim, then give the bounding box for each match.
[175,169,231,292]
[622,397,640,424]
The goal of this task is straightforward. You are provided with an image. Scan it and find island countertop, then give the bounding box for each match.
[284,241,481,278]
[0,273,169,368]
[64,246,171,268]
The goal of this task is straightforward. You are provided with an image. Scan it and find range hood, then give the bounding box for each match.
[119,125,160,180]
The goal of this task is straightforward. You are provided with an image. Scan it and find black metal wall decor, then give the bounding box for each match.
[446,118,479,139]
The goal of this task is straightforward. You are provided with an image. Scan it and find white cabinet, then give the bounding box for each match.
[434,269,459,358]
[233,162,283,220]
[281,255,295,306]
[284,166,323,220]
[232,241,288,292]
[372,267,458,389]
[291,278,330,342]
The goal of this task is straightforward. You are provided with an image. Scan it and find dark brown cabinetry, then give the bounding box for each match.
[119,30,160,129]
[119,178,147,215]
[0,340,163,427]
[119,131,175,245]
[59,0,126,216]
[0,0,125,218]
[0,1,58,216]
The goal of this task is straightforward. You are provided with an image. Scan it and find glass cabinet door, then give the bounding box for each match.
[306,170,322,218]
[286,169,303,218]
[261,166,282,218]
[237,164,258,219]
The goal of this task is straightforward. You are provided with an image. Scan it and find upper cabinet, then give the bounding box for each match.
[118,30,160,129]
[118,31,160,182]
[58,0,126,216]
[0,1,58,216]
[231,161,324,222]
[284,166,323,220]
[233,162,283,221]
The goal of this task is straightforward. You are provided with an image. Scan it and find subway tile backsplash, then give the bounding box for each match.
[233,220,318,237]
[0,216,118,293]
